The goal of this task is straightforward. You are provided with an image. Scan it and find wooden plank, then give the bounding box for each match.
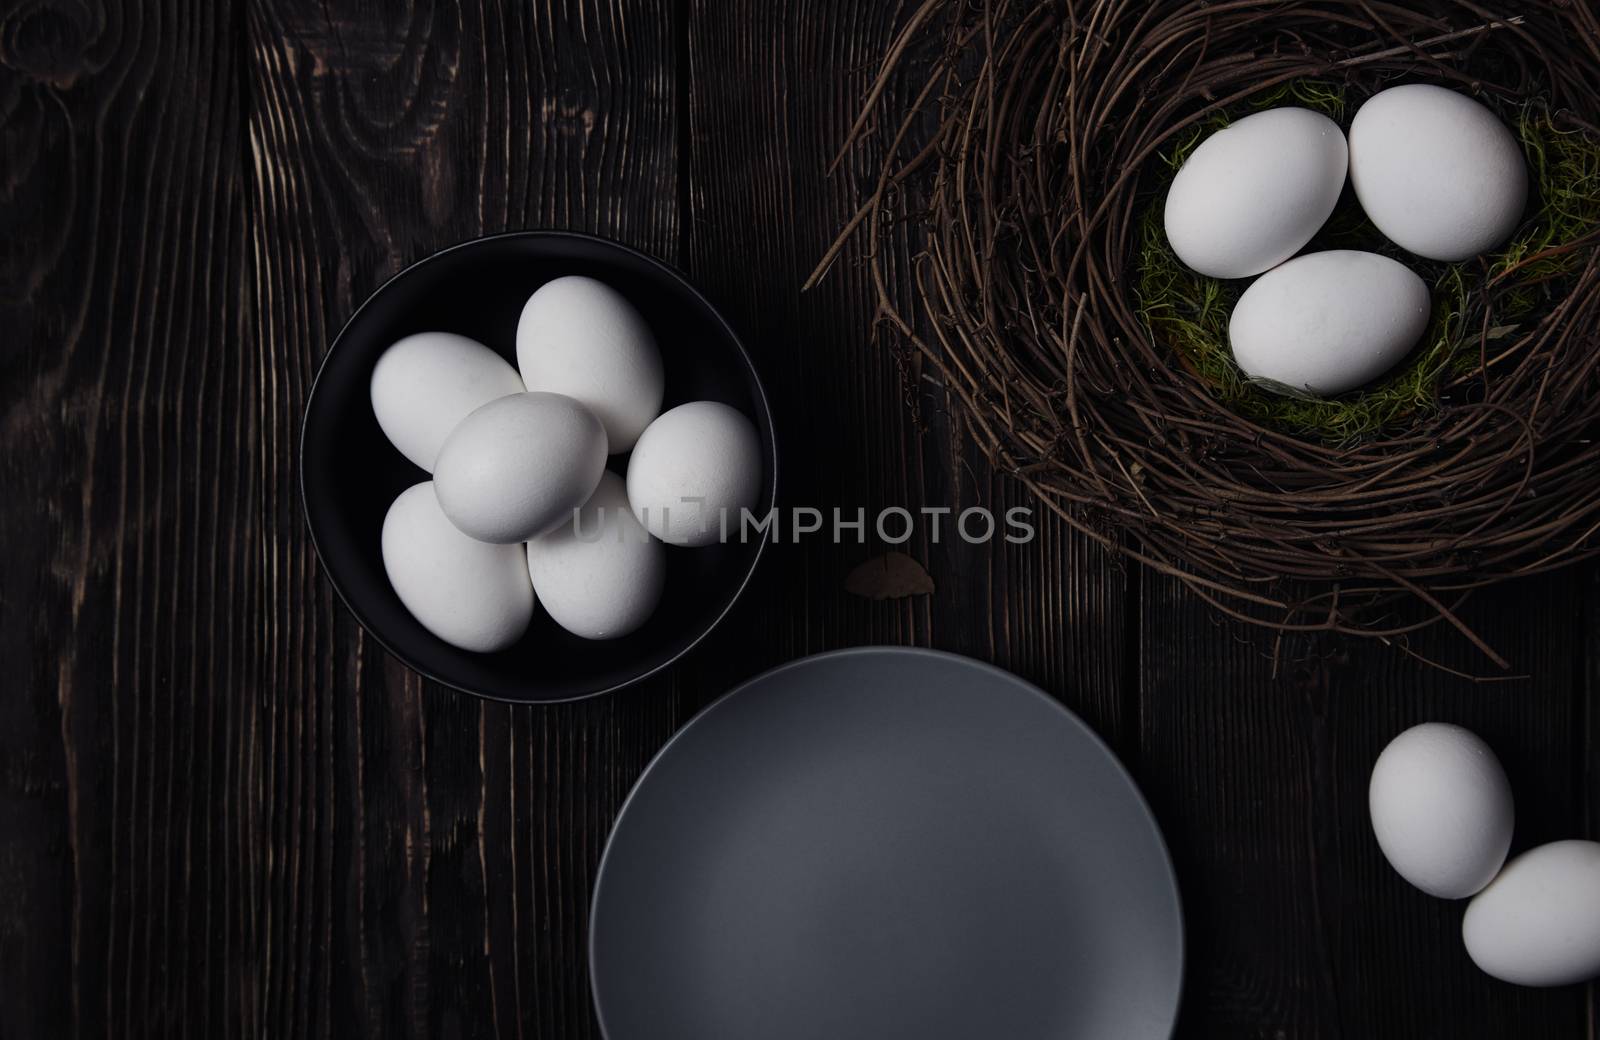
[1139,569,1589,1036]
[245,1,682,1036]
[21,3,1596,1038]
[680,0,1131,745]
[1587,562,1599,1040]
[0,1,250,1036]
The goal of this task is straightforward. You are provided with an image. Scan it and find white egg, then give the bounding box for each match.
[517,275,665,453]
[381,482,534,653]
[1349,84,1527,261]
[1164,107,1348,279]
[1230,250,1430,396]
[369,332,526,471]
[434,392,608,543]
[627,401,762,547]
[1368,722,1514,900]
[1463,840,1600,987]
[527,471,665,639]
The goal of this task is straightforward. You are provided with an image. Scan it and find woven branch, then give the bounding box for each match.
[816,0,1600,671]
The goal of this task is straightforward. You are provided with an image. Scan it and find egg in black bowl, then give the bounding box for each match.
[300,231,776,703]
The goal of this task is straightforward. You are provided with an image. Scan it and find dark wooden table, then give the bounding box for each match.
[5,2,1597,1037]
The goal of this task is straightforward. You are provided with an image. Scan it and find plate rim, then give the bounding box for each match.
[588,644,1186,1038]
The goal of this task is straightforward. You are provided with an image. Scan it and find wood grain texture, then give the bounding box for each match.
[2,0,1595,1037]
[1140,571,1592,1038]
[1,0,250,1035]
[246,1,685,1036]
[682,0,1131,745]
[1587,562,1599,1039]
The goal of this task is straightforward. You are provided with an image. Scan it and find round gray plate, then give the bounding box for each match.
[590,647,1184,1040]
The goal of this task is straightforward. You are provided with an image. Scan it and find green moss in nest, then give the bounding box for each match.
[1490,113,1600,320]
[1134,84,1600,443]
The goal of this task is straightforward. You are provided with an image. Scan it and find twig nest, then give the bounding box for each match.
[821,0,1600,667]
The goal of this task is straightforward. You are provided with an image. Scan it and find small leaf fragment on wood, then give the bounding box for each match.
[846,552,935,600]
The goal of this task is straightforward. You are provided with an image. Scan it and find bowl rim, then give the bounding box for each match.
[298,228,777,704]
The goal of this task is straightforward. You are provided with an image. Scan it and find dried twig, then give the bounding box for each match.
[816,0,1600,672]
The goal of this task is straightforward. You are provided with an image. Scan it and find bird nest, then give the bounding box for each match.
[812,0,1600,673]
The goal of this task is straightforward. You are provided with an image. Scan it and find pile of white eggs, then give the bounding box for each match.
[1164,83,1528,396]
[369,275,763,652]
[1369,722,1600,987]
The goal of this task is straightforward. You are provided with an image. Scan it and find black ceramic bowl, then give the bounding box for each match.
[301,231,776,703]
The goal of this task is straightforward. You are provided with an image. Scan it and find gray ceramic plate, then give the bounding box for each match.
[590,647,1184,1040]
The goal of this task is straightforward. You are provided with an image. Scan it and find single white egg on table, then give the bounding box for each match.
[1463,839,1600,987]
[433,391,608,543]
[1349,83,1527,261]
[627,401,762,547]
[1368,722,1514,900]
[369,332,526,471]
[1230,249,1430,397]
[1163,107,1348,279]
[381,482,535,653]
[527,471,665,640]
[517,275,665,454]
